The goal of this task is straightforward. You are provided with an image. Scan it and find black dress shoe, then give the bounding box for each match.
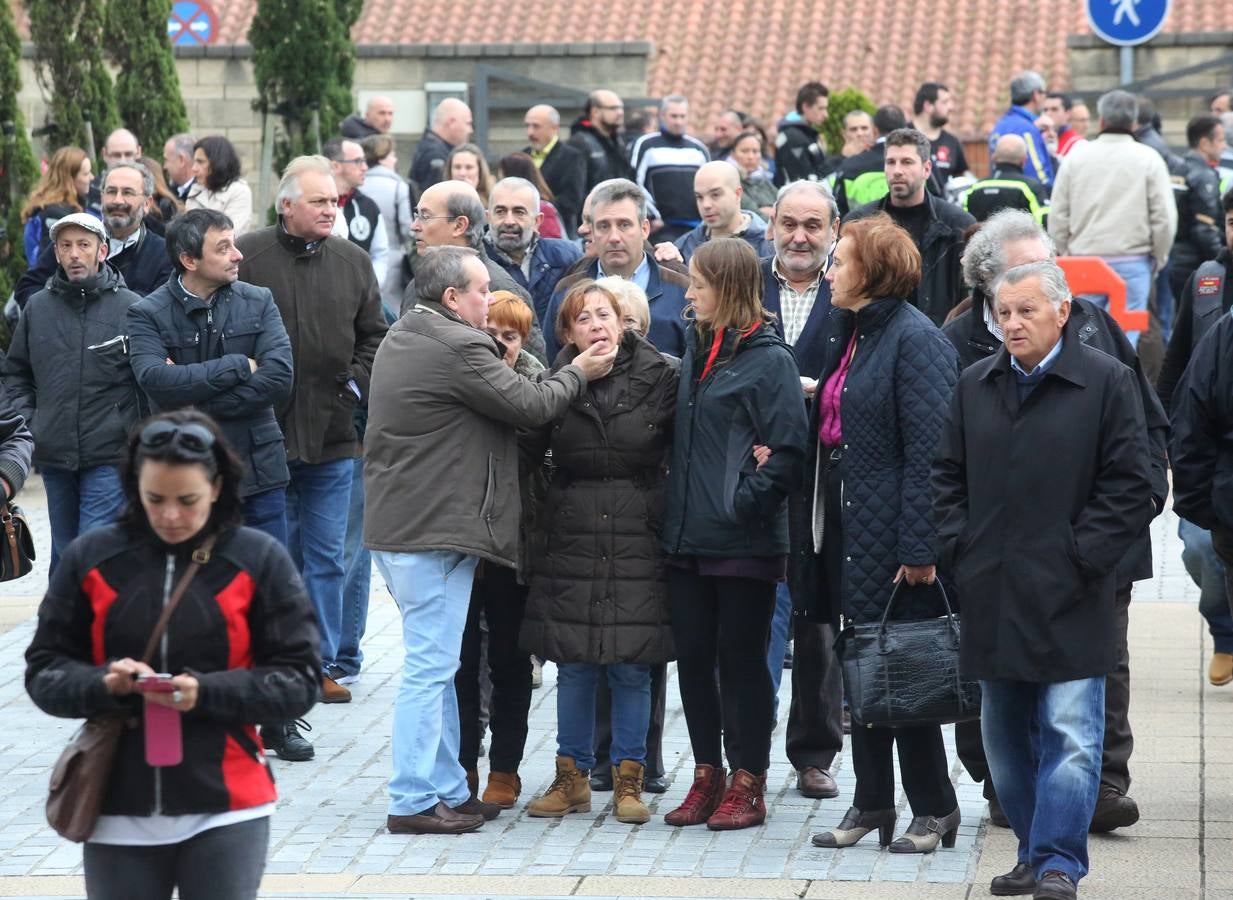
[1033,871,1076,899]
[261,720,314,761]
[1089,785,1139,832]
[991,862,1036,896]
[798,766,839,799]
[643,774,669,794]
[388,801,484,835]
[590,769,613,791]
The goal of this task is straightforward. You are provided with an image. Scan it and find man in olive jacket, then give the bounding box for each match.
[933,261,1153,900]
[364,246,615,835]
[237,156,388,711]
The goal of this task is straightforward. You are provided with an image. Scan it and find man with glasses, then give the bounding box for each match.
[401,180,546,361]
[15,162,174,308]
[325,137,389,287]
[483,177,581,326]
[569,90,634,192]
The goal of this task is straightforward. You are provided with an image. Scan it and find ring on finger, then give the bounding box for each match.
[172,690,183,704]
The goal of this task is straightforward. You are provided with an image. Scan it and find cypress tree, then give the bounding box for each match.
[0,0,39,332]
[821,88,877,156]
[106,0,191,152]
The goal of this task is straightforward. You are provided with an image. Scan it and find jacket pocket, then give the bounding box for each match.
[87,334,131,373]
[480,453,497,539]
[249,420,288,486]
[323,375,361,447]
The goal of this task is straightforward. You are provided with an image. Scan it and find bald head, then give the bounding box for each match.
[693,161,744,235]
[525,104,562,152]
[993,134,1028,166]
[103,128,142,167]
[365,96,394,133]
[414,179,486,250]
[433,98,474,145]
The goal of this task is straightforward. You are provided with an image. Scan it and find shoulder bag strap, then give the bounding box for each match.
[138,534,218,666]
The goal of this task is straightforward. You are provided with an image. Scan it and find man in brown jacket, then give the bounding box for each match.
[237,156,388,757]
[364,246,615,835]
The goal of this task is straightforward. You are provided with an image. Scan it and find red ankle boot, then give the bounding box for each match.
[664,764,726,826]
[706,768,767,830]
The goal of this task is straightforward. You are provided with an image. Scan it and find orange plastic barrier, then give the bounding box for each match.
[1056,257,1148,334]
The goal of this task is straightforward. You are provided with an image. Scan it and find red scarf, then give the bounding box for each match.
[699,321,761,382]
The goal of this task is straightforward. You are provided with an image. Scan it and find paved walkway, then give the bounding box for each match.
[0,478,1224,899]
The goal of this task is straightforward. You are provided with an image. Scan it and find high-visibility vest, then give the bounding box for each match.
[961,178,1046,225]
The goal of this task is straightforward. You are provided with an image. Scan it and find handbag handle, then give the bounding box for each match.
[1,501,23,575]
[137,535,217,666]
[878,577,957,634]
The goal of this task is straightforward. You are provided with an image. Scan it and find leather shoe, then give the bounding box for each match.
[1033,870,1076,899]
[590,769,613,791]
[1089,785,1139,832]
[388,801,484,835]
[991,862,1036,896]
[643,774,669,794]
[451,797,501,821]
[260,720,314,761]
[1211,652,1233,686]
[985,783,1010,828]
[321,675,351,704]
[798,766,839,799]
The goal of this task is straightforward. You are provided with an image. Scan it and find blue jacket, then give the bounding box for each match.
[485,236,582,327]
[544,254,690,360]
[761,256,833,379]
[673,212,771,264]
[988,106,1053,186]
[128,278,295,498]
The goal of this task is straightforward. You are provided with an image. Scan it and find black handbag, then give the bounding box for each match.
[837,579,981,729]
[0,501,35,581]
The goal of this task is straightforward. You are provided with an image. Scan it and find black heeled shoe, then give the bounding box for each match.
[810,806,897,848]
[887,807,961,853]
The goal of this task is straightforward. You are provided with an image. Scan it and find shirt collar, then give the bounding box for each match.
[598,252,652,292]
[108,225,143,257]
[772,256,823,292]
[1010,334,1064,377]
[530,136,558,165]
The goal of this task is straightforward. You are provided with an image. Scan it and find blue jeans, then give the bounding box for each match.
[242,487,288,545]
[285,458,353,670]
[374,549,478,816]
[982,677,1105,885]
[1078,255,1152,348]
[556,662,650,771]
[767,583,793,714]
[42,465,124,573]
[1155,262,1175,342]
[1179,518,1233,654]
[336,457,370,677]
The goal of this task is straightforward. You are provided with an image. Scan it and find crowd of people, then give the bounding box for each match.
[10,74,1233,900]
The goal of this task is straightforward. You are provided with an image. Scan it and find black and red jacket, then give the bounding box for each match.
[25,523,320,817]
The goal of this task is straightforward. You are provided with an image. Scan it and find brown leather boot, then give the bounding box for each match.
[526,756,591,817]
[664,764,726,827]
[482,771,522,809]
[612,760,650,824]
[706,768,767,830]
[465,769,479,799]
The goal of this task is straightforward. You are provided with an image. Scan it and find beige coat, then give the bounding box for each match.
[1048,133,1176,266]
[363,301,585,567]
[187,178,254,236]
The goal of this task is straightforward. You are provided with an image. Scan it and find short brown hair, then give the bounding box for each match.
[555,280,623,346]
[361,134,396,167]
[839,213,921,300]
[689,238,769,334]
[487,291,533,341]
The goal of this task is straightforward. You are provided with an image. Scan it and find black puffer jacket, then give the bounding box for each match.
[3,263,145,471]
[25,524,320,817]
[790,299,958,625]
[663,322,808,558]
[520,331,677,665]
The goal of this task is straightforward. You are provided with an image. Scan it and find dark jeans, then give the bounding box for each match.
[668,567,776,775]
[456,563,532,773]
[83,816,269,900]
[337,456,370,677]
[786,619,844,772]
[850,723,957,816]
[42,464,123,573]
[1189,520,1233,653]
[242,487,288,545]
[594,663,666,778]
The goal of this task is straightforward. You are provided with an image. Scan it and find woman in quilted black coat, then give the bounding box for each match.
[798,214,962,855]
[520,280,677,826]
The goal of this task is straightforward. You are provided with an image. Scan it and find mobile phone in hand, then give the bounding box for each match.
[137,674,183,767]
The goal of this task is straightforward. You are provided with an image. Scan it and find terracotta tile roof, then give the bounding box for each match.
[14,0,1233,139]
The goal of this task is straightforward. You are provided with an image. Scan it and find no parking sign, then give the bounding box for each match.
[167,0,218,46]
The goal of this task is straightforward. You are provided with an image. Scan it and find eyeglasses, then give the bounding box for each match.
[139,420,216,458]
[335,157,366,166]
[597,104,625,111]
[412,209,460,222]
[103,187,145,199]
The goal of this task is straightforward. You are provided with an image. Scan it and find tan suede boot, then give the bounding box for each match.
[482,771,522,809]
[612,760,650,824]
[526,756,591,817]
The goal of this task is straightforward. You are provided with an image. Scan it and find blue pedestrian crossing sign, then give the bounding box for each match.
[1086,0,1171,47]
[167,0,218,46]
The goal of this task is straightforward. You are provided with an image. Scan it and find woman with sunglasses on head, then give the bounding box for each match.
[25,410,320,900]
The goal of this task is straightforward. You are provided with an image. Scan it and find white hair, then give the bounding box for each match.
[276,155,333,207]
[993,260,1072,310]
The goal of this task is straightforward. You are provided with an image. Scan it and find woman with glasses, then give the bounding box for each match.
[187,136,253,236]
[26,410,320,900]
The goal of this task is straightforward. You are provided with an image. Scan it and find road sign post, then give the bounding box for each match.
[167,0,218,47]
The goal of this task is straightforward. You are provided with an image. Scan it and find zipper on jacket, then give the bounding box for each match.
[153,553,176,816]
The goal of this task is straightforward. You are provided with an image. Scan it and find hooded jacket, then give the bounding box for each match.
[672,211,772,264]
[569,116,635,189]
[3,263,145,471]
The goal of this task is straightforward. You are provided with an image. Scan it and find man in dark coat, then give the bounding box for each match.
[525,104,587,238]
[128,208,294,542]
[569,90,635,192]
[941,210,1168,834]
[934,261,1154,900]
[845,129,974,325]
[409,98,472,192]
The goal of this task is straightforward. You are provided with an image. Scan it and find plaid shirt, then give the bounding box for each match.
[772,259,822,347]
